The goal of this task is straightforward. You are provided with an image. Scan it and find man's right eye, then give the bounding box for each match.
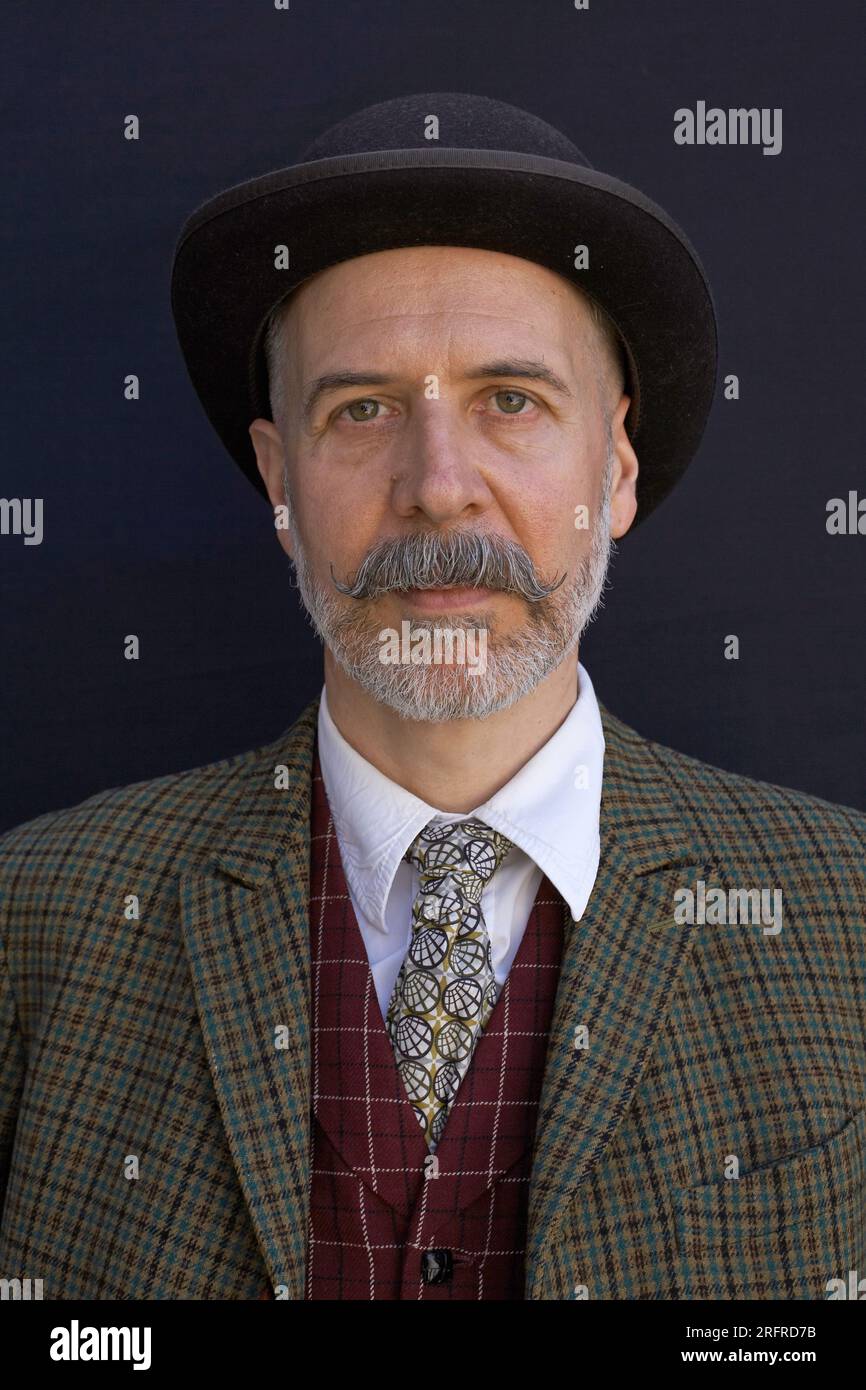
[342,399,385,422]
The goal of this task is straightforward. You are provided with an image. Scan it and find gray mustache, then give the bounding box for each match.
[329,531,566,603]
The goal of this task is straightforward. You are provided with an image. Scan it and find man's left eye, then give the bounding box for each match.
[491,389,533,415]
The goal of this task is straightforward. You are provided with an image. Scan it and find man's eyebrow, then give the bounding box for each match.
[463,359,572,398]
[302,359,572,422]
[303,372,393,423]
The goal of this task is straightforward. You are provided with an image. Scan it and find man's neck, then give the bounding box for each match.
[322,649,581,813]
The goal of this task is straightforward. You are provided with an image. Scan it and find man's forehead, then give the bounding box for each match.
[281,252,591,378]
[285,245,591,322]
[300,308,573,365]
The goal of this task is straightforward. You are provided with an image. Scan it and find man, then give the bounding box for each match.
[1,93,864,1301]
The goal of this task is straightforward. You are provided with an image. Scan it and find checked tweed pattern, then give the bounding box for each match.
[386,817,515,1150]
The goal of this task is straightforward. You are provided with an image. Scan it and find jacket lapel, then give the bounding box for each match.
[178,699,320,1298]
[525,703,711,1296]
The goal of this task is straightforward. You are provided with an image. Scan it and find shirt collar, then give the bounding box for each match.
[316,662,605,933]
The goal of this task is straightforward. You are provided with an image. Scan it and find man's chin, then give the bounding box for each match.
[355,672,526,724]
[325,629,571,723]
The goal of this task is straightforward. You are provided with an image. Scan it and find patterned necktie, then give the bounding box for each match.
[386,817,515,1151]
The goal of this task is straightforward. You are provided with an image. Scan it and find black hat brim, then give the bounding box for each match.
[171,147,717,527]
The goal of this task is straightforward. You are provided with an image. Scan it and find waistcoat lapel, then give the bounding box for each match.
[525,702,712,1296]
[309,755,429,1213]
[178,698,320,1298]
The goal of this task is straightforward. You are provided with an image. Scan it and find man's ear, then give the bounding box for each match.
[608,394,639,540]
[248,419,294,560]
[249,418,288,509]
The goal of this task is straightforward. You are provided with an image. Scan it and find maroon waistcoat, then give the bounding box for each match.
[298,742,567,1300]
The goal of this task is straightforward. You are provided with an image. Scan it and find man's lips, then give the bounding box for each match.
[395,584,499,613]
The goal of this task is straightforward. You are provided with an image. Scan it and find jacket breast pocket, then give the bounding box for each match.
[674,1108,866,1299]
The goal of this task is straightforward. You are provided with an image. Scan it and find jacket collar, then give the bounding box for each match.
[179,694,708,1297]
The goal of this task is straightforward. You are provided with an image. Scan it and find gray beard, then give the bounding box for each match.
[282,453,615,723]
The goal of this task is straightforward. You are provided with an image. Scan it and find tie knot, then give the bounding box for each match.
[404,817,514,892]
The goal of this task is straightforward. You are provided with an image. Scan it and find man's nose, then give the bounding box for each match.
[390,402,492,525]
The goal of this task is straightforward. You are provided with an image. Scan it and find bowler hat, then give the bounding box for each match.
[170,91,717,527]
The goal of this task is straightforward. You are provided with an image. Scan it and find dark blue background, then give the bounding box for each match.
[2,0,864,830]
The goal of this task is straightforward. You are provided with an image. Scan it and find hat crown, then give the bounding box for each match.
[298,91,591,168]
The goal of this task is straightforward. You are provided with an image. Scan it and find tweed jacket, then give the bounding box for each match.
[1,696,865,1301]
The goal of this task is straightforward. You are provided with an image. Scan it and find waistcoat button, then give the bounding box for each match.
[420,1250,453,1285]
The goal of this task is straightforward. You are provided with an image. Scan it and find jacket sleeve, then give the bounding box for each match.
[0,924,26,1219]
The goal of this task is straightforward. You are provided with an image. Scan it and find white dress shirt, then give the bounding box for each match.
[316,662,605,1021]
